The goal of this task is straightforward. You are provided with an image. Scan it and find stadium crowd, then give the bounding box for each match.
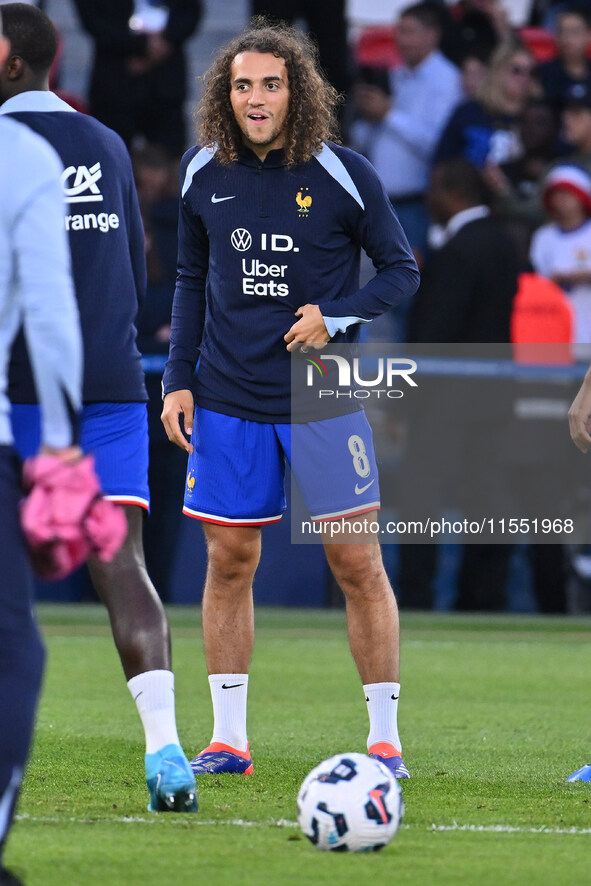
[7,0,591,618]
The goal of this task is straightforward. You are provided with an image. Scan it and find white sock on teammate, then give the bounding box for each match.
[127,669,180,754]
[364,681,402,753]
[208,673,249,751]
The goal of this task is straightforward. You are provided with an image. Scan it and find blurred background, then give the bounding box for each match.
[15,0,591,614]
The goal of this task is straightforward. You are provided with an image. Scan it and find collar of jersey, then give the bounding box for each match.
[238,147,287,168]
[0,89,77,116]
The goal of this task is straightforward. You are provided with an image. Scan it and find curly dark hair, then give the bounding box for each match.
[197,17,342,167]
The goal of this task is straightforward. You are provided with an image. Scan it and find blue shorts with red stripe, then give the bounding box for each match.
[11,402,150,510]
[182,406,380,526]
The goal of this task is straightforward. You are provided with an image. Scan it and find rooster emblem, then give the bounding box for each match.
[296,188,312,215]
[186,470,195,493]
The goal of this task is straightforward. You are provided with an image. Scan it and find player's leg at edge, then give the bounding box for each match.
[189,523,259,775]
[88,504,197,811]
[322,513,410,779]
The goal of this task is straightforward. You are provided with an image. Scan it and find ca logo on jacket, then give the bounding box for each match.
[61,162,103,203]
[61,161,121,234]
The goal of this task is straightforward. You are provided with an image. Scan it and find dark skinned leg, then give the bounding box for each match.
[87,504,171,680]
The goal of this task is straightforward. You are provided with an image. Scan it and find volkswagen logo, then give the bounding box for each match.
[231,228,252,251]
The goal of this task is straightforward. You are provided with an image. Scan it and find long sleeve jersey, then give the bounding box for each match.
[1,91,147,404]
[0,117,81,447]
[163,141,420,422]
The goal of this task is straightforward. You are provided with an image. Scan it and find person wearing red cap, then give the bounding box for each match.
[530,163,591,349]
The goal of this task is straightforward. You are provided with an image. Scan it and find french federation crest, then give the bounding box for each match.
[296,187,312,215]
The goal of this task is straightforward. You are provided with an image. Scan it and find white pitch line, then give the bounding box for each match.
[430,823,591,836]
[15,814,298,827]
[14,814,591,835]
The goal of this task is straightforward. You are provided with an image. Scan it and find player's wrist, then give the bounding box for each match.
[39,444,83,463]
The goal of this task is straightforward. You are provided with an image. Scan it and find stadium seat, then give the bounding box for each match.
[511,271,574,363]
[517,27,557,63]
[354,26,401,68]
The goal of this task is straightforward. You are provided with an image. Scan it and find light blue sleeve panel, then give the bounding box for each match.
[10,124,82,447]
[181,144,217,197]
[324,315,372,337]
[314,143,365,209]
[313,143,419,324]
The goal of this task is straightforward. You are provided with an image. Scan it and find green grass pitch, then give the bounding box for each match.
[5,605,591,885]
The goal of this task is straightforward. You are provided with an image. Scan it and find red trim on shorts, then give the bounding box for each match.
[182,506,283,527]
[106,496,149,510]
[311,504,381,522]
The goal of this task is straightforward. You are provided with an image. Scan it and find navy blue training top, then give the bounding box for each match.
[163,141,420,422]
[3,91,147,403]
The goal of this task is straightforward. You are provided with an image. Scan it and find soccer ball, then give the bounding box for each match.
[297,752,404,852]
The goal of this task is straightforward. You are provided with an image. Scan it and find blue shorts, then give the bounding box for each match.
[11,402,150,510]
[183,406,380,525]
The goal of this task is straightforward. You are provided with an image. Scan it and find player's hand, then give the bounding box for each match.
[482,162,510,195]
[161,389,195,453]
[568,369,591,453]
[284,304,330,353]
[146,33,173,65]
[354,83,392,123]
[39,444,83,463]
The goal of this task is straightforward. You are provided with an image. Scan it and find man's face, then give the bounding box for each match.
[229,51,290,160]
[563,106,591,148]
[546,187,587,224]
[0,31,11,105]
[556,13,590,60]
[396,15,438,68]
[0,34,9,70]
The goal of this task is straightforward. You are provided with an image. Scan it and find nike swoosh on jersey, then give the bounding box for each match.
[354,479,375,495]
[211,194,236,203]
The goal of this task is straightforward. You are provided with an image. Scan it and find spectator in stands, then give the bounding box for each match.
[351,1,463,263]
[71,0,202,155]
[537,6,591,106]
[561,81,591,172]
[484,97,563,229]
[250,1,351,124]
[399,158,519,610]
[460,48,490,99]
[133,143,186,601]
[134,143,179,352]
[435,39,539,168]
[530,164,591,347]
[441,0,511,67]
[410,158,518,341]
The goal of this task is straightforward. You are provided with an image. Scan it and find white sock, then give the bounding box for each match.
[364,681,402,753]
[127,669,180,754]
[208,674,249,752]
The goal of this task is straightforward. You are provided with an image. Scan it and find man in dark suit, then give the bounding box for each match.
[400,157,519,610]
[408,157,518,342]
[72,0,202,155]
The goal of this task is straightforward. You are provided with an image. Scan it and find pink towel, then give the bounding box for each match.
[20,454,128,580]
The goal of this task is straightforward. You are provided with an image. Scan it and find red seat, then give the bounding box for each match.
[518,27,557,63]
[511,272,574,364]
[355,26,401,68]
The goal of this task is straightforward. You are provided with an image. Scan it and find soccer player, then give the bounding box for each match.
[567,364,591,784]
[0,4,196,814]
[0,15,82,884]
[161,19,420,779]
[569,367,591,451]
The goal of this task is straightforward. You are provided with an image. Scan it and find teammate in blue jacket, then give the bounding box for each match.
[161,19,420,779]
[0,10,83,880]
[0,3,196,814]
